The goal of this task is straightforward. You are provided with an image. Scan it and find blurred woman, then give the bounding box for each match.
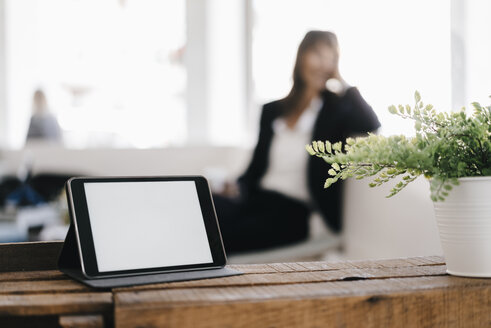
[214,31,380,254]
[26,89,62,143]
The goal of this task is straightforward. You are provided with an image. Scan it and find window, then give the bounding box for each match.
[5,0,186,148]
[2,0,490,148]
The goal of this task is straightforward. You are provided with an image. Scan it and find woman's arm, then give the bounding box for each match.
[237,104,276,197]
[346,87,381,134]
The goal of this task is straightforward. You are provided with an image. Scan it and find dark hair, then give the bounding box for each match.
[33,89,48,113]
[281,31,342,115]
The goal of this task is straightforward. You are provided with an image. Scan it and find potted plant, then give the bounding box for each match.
[306,91,491,277]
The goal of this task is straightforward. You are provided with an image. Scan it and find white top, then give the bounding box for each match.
[260,97,323,203]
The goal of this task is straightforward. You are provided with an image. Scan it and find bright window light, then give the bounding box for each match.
[6,0,186,148]
[252,0,451,136]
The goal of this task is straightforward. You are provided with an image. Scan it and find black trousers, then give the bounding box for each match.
[213,189,310,255]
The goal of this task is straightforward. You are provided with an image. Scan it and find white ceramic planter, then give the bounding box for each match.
[433,176,491,277]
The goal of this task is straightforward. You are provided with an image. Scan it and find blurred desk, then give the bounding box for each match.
[0,205,64,243]
[1,242,490,328]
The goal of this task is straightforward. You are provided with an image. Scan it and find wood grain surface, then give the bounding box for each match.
[59,314,105,328]
[115,256,491,328]
[1,241,490,328]
[0,241,111,327]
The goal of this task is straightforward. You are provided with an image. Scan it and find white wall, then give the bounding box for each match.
[185,0,247,146]
[343,177,443,260]
[185,0,209,144]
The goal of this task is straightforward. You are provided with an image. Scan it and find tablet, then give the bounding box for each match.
[65,176,227,279]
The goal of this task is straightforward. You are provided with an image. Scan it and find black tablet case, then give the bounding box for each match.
[58,224,241,289]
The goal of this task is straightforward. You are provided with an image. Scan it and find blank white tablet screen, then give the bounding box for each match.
[83,181,213,272]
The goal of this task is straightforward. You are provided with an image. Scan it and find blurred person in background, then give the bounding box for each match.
[214,30,380,255]
[26,89,62,143]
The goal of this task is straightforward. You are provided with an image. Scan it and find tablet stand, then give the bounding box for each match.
[58,225,242,289]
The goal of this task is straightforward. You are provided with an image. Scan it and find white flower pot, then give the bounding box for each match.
[433,176,491,277]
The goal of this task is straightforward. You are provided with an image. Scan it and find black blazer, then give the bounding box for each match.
[238,87,381,233]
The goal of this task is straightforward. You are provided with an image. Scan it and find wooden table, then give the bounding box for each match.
[1,242,490,327]
[0,242,112,327]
